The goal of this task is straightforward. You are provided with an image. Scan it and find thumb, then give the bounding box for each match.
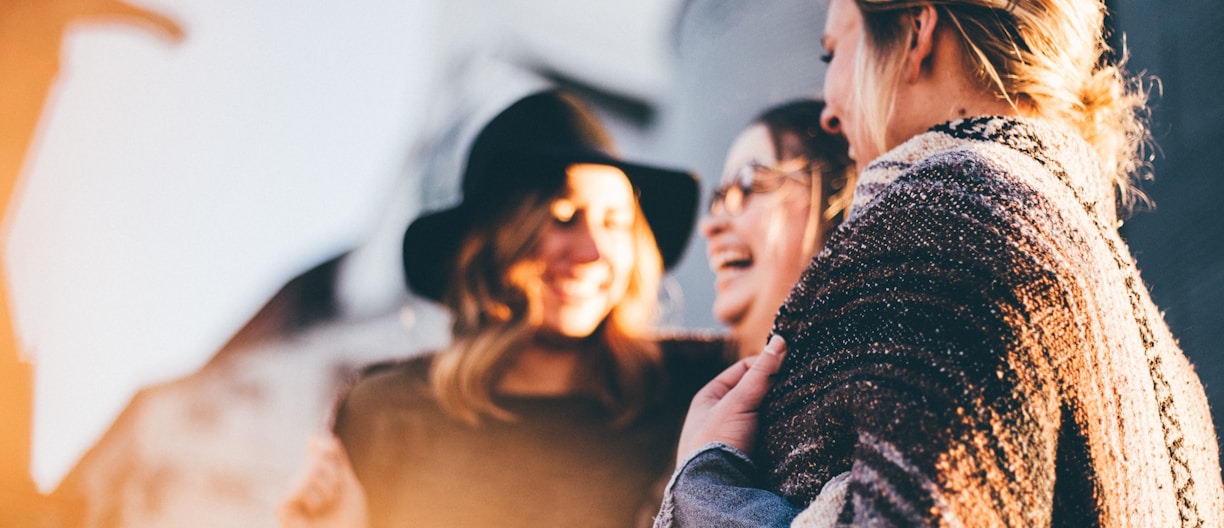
[724,335,787,410]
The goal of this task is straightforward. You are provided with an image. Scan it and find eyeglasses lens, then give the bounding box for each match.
[709,162,766,216]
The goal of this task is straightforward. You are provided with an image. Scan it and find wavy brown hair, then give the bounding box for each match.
[429,171,664,426]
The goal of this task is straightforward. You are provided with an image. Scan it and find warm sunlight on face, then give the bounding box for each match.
[821,0,874,163]
[534,163,638,338]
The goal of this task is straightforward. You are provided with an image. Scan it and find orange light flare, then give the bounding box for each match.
[0,0,183,522]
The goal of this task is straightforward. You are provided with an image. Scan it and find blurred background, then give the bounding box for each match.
[1,0,1219,526]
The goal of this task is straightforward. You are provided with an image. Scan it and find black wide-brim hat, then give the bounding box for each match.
[402,90,699,302]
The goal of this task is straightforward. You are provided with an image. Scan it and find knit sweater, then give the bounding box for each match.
[763,117,1223,527]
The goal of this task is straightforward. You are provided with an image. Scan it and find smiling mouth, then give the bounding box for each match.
[549,277,605,300]
[709,248,753,272]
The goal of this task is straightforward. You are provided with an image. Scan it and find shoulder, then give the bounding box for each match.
[842,143,1070,260]
[332,354,447,454]
[356,353,433,380]
[776,143,1075,346]
[893,146,1046,211]
[339,354,435,416]
[858,120,1087,227]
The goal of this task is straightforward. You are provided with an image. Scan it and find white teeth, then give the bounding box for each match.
[708,248,753,271]
[552,277,603,297]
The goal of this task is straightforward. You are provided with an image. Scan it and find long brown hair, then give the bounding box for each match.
[429,172,665,426]
[756,99,858,256]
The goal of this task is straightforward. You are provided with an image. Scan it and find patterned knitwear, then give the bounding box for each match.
[762,117,1223,527]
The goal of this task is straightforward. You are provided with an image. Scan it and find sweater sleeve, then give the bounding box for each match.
[762,155,1070,526]
[654,443,802,528]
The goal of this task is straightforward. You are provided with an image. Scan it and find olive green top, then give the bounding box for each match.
[334,336,729,528]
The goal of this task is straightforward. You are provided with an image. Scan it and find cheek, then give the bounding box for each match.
[763,204,814,275]
[824,68,841,103]
[731,206,769,240]
[534,230,562,266]
[825,43,860,121]
[607,237,637,288]
[825,59,849,104]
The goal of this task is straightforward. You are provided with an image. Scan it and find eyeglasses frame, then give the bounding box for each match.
[708,157,814,217]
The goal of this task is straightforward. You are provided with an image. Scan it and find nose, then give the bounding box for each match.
[820,106,842,135]
[699,211,729,240]
[568,219,603,264]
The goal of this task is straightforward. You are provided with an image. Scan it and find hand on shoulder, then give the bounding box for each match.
[676,335,787,461]
[277,434,369,528]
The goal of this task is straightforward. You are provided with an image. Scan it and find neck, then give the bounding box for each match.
[495,335,591,397]
[890,25,1028,149]
[731,307,777,360]
[892,79,1022,152]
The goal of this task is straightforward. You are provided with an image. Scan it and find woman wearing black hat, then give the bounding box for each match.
[278,90,729,528]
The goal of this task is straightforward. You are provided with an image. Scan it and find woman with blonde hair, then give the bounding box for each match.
[278,89,728,528]
[658,0,1224,526]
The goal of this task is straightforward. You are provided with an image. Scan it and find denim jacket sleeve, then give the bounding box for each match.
[653,442,801,528]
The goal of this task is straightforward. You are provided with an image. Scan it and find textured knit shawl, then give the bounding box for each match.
[762,117,1223,527]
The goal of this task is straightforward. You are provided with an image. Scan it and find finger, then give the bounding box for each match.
[751,335,786,376]
[275,493,302,525]
[277,484,316,526]
[317,434,361,487]
[283,435,342,516]
[312,433,343,451]
[721,335,787,409]
[275,500,305,528]
[692,355,758,404]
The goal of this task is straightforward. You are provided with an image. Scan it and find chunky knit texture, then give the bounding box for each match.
[763,117,1223,527]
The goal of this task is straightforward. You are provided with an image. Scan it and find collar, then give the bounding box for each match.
[848,116,1111,224]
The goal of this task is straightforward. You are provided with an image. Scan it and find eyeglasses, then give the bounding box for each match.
[708,158,812,217]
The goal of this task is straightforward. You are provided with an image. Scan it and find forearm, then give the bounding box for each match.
[655,442,800,528]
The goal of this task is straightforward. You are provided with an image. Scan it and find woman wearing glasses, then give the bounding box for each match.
[703,100,855,360]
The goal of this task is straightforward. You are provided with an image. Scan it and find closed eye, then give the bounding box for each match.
[605,210,634,231]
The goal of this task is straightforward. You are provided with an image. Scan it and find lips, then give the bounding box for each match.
[708,247,753,272]
[546,274,607,300]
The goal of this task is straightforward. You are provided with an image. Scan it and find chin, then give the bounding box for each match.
[712,287,755,323]
[549,312,608,338]
[711,303,745,331]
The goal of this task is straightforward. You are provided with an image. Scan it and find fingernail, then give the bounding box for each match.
[764,335,782,355]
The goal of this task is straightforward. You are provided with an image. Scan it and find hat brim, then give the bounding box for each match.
[401,205,477,302]
[402,153,698,302]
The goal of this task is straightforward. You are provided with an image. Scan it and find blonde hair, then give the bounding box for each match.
[851,0,1152,211]
[430,184,664,427]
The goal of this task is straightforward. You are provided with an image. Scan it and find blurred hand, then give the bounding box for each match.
[676,335,787,462]
[277,434,369,528]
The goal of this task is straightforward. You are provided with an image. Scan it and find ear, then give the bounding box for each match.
[904,5,939,81]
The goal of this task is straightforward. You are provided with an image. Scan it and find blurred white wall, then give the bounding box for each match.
[6,0,441,490]
[3,0,691,498]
